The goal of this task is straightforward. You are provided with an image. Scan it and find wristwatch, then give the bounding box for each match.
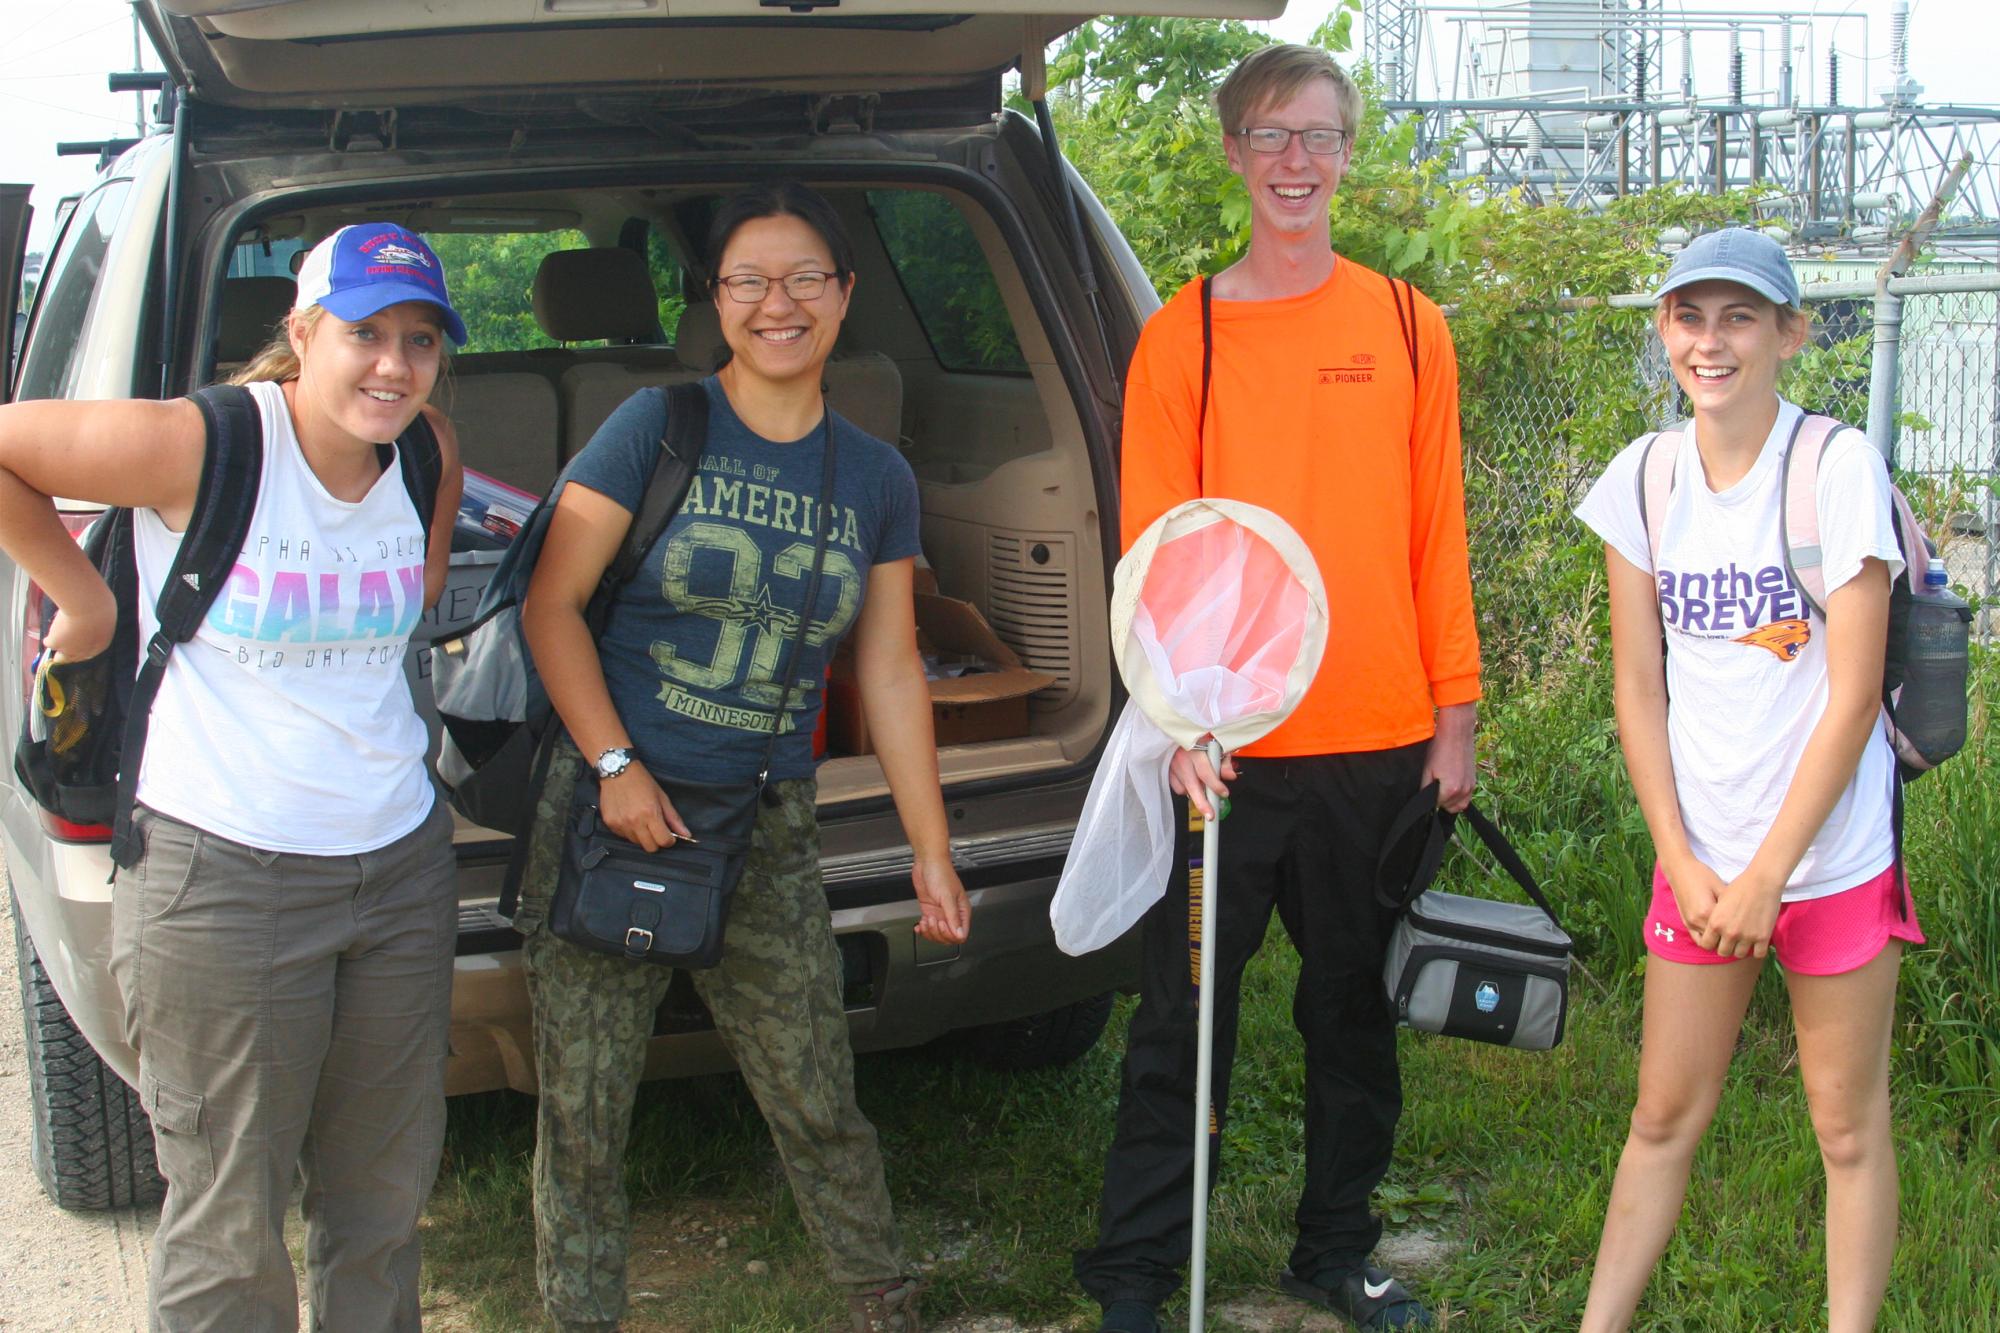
[594,747,635,781]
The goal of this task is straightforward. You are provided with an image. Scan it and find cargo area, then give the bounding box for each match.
[214,179,1114,819]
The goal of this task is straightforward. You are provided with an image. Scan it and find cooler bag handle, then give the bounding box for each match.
[1373,785,1565,936]
[1457,805,1565,935]
[1374,780,1452,912]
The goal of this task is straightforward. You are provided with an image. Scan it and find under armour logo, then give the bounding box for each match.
[1654,922,1675,943]
[181,573,200,592]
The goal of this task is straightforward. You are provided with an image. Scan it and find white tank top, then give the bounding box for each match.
[132,379,435,853]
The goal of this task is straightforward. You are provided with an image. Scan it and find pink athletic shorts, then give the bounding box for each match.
[1644,862,1926,975]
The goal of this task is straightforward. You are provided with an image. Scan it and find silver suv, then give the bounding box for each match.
[0,0,1279,1210]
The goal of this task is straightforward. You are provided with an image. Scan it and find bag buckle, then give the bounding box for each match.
[623,926,654,954]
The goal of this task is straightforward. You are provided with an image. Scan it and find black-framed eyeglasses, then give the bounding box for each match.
[715,271,841,303]
[1236,126,1351,155]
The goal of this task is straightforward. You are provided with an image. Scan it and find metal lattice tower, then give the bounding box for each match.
[1365,0,1422,103]
[1371,0,2000,257]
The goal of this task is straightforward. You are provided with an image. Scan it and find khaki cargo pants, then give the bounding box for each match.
[516,738,907,1328]
[109,798,457,1332]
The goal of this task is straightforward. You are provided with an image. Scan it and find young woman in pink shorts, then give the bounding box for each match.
[1573,228,1923,1333]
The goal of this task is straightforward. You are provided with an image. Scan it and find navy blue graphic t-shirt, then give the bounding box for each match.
[566,377,921,782]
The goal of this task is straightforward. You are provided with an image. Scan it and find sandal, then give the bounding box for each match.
[1278,1263,1434,1330]
[849,1277,924,1333]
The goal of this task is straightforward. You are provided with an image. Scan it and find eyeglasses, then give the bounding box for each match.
[715,271,840,303]
[1236,126,1351,156]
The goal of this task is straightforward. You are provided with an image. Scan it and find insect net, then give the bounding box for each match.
[1052,500,1326,955]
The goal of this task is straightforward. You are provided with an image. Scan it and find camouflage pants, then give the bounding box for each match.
[516,737,906,1327]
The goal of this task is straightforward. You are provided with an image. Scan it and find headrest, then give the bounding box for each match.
[215,276,297,363]
[673,301,727,372]
[532,248,661,343]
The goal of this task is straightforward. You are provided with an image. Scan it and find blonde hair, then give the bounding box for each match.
[228,305,321,386]
[225,303,452,399]
[1215,44,1363,141]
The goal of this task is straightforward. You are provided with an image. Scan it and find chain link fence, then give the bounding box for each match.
[1455,274,1999,682]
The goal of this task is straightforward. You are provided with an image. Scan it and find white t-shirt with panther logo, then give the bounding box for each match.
[1575,399,1905,901]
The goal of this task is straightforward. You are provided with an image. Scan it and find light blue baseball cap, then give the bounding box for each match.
[1656,227,1801,308]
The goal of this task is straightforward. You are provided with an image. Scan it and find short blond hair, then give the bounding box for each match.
[1215,44,1363,140]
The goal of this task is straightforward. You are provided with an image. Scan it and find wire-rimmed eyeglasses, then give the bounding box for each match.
[715,271,840,303]
[1235,126,1351,155]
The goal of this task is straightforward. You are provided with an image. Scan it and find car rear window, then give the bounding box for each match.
[868,190,1027,376]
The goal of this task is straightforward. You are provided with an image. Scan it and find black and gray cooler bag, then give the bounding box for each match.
[1378,793,1572,1052]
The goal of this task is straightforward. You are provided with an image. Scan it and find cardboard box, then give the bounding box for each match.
[826,593,1056,755]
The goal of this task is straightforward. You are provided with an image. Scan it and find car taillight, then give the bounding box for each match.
[23,509,113,844]
[41,810,112,843]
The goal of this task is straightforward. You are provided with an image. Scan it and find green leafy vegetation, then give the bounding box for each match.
[429,229,686,356]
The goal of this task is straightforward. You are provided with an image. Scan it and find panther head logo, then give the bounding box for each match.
[1733,618,1811,662]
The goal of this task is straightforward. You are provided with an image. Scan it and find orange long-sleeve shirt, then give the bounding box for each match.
[1119,260,1482,757]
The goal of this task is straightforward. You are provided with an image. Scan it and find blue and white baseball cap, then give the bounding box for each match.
[1656,226,1801,308]
[294,222,467,345]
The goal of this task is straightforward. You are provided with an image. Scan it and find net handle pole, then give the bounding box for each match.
[1189,738,1225,1333]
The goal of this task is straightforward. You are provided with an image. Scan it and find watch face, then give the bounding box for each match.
[596,749,630,778]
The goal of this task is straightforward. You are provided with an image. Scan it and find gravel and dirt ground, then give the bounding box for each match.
[0,881,154,1331]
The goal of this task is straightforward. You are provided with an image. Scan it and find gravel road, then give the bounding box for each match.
[0,879,153,1332]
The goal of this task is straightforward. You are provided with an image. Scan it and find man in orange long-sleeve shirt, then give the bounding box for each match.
[1075,45,1480,1333]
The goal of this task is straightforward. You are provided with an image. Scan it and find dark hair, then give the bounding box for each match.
[704,181,856,290]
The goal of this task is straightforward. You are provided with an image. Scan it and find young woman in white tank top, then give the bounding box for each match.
[0,223,467,1330]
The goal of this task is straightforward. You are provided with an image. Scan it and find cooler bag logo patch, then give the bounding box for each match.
[1474,981,1501,1014]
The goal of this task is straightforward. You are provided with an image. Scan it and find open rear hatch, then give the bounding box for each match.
[142,1,1284,113]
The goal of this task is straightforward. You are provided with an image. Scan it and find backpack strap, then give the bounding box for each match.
[1388,275,1419,383]
[108,384,266,869]
[608,382,709,593]
[1776,412,1840,619]
[1634,426,1678,574]
[381,410,442,535]
[1197,276,1213,474]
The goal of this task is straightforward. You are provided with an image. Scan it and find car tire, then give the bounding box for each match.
[10,895,164,1211]
[961,990,1116,1071]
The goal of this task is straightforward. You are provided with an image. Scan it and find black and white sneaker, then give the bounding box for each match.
[1278,1263,1434,1330]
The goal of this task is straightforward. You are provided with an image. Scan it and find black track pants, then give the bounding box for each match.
[1074,743,1429,1308]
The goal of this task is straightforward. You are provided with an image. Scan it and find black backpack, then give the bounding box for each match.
[13,384,441,869]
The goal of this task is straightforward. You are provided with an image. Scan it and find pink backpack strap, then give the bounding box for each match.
[1635,426,1681,573]
[1778,413,1839,617]
[1781,413,1928,616]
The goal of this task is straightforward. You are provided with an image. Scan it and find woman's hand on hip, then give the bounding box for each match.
[598,765,693,852]
[44,579,119,661]
[912,854,970,945]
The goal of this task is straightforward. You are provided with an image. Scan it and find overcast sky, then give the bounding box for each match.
[2,1,1992,257]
